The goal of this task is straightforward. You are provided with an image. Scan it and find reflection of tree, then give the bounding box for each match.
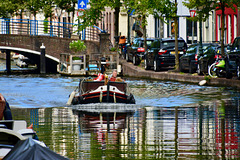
[35,108,79,159]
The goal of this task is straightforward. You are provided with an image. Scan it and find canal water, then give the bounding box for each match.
[1,59,240,159]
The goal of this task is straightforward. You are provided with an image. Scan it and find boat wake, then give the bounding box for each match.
[71,103,143,113]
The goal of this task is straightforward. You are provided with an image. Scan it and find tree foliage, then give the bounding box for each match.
[0,0,18,18]
[26,0,43,19]
[78,0,121,37]
[78,1,105,30]
[184,0,240,56]
[42,0,55,19]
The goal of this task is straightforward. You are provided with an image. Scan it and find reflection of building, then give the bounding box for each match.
[215,101,240,158]
[10,99,240,159]
[37,107,80,159]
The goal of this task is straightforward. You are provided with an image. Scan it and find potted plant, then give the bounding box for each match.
[69,40,86,53]
[69,40,86,71]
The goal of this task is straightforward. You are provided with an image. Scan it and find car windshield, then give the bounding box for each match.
[186,45,197,54]
[232,38,240,50]
[216,47,228,54]
[133,39,153,47]
[162,40,186,48]
[146,40,153,46]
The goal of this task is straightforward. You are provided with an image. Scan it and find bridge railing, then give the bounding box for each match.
[0,18,103,41]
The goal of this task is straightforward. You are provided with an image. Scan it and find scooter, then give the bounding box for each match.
[208,56,240,79]
[208,59,226,78]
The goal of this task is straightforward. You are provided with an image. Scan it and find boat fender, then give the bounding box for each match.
[199,80,207,86]
[94,73,105,81]
[100,91,103,102]
[113,92,116,103]
[66,91,76,105]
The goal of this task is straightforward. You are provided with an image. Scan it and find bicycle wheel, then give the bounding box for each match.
[208,63,217,78]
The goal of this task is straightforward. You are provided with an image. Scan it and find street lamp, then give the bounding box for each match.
[190,9,196,44]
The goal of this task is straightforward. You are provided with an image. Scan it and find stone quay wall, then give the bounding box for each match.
[121,60,240,89]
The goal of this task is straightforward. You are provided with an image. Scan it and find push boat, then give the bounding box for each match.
[69,75,135,105]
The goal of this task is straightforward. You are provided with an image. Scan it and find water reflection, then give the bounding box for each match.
[73,105,136,159]
[1,66,240,159]
[10,98,240,159]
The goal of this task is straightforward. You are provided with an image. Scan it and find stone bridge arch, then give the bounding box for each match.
[0,33,111,73]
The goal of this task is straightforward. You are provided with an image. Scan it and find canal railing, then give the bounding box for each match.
[58,52,120,76]
[0,18,103,41]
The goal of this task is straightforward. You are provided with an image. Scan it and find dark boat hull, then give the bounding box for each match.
[72,92,135,104]
[72,81,135,104]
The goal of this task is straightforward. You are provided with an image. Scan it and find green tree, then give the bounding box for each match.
[123,0,151,56]
[55,0,78,24]
[77,0,121,40]
[125,0,178,70]
[152,0,179,70]
[0,0,17,18]
[184,0,240,57]
[26,0,43,20]
[42,0,55,20]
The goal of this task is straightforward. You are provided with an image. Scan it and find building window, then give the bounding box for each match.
[109,12,111,34]
[228,15,231,44]
[155,18,160,38]
[217,15,221,41]
[186,18,197,44]
[234,15,237,39]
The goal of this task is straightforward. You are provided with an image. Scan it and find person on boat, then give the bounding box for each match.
[109,69,123,82]
[0,93,12,120]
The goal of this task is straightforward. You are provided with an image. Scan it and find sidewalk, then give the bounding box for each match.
[121,60,240,89]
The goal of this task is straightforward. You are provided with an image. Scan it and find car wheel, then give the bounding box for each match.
[225,70,233,79]
[123,53,126,59]
[189,62,194,73]
[122,52,126,59]
[126,53,130,62]
[197,64,203,75]
[154,59,160,71]
[144,58,150,70]
[179,62,184,72]
[133,56,138,65]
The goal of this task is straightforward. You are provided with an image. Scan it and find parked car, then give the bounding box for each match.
[227,36,240,78]
[144,37,187,71]
[179,44,198,73]
[228,37,240,67]
[126,38,155,65]
[179,43,219,74]
[197,44,219,75]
